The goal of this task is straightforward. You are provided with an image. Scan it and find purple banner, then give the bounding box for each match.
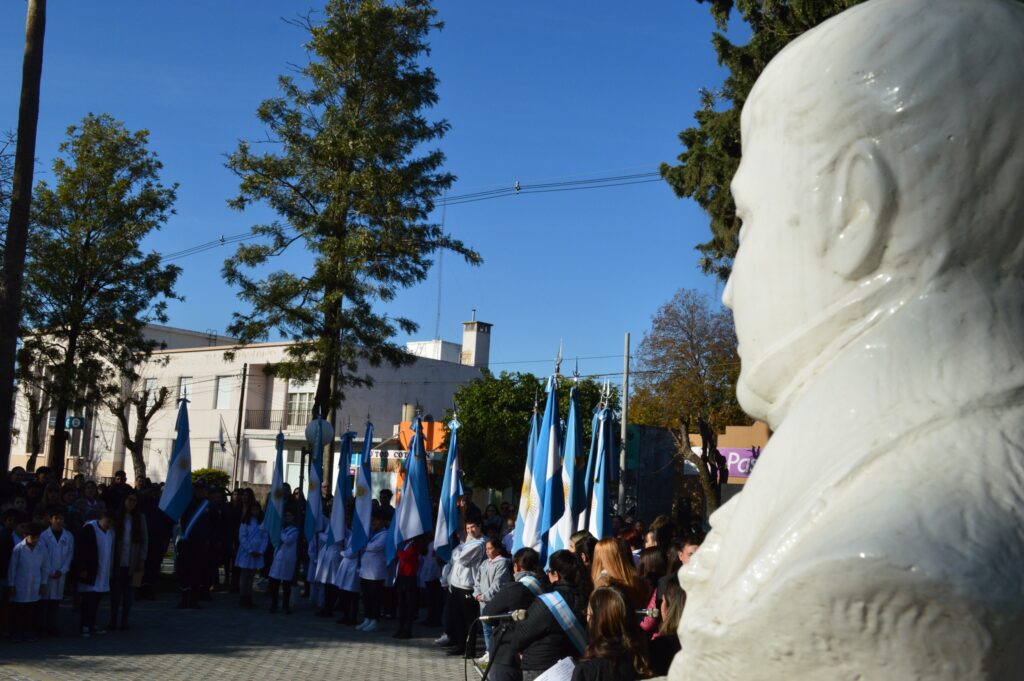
[719,447,760,479]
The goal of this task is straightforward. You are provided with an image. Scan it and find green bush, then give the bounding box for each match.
[192,468,230,488]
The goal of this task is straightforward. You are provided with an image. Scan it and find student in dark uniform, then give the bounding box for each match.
[175,485,212,609]
[482,547,545,681]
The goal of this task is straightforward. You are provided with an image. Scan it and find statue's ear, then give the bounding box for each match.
[831,140,896,279]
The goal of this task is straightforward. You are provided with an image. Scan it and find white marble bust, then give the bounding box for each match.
[672,0,1024,679]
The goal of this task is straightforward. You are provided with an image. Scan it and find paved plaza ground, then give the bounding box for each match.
[0,592,469,681]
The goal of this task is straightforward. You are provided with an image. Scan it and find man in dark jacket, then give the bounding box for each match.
[174,486,213,609]
[482,548,545,681]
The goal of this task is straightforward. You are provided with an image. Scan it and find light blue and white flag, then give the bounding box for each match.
[159,399,193,523]
[328,430,356,545]
[586,405,614,539]
[348,422,374,552]
[513,401,542,552]
[263,432,286,548]
[304,419,326,542]
[434,416,463,563]
[565,386,588,531]
[550,384,580,548]
[388,417,433,564]
[538,376,564,565]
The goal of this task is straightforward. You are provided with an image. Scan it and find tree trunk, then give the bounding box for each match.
[127,441,146,482]
[0,0,46,474]
[47,327,78,475]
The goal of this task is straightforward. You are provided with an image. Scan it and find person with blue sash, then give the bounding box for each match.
[482,547,545,681]
[513,550,591,681]
[571,585,652,681]
[174,484,212,610]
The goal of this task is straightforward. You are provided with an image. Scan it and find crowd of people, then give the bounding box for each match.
[0,465,704,680]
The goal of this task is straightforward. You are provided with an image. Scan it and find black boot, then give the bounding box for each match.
[176,589,189,610]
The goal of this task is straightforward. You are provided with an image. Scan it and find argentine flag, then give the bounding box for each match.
[586,405,614,539]
[263,432,286,548]
[512,403,542,552]
[348,422,374,552]
[537,376,564,565]
[434,416,463,563]
[304,419,327,542]
[328,430,356,545]
[159,399,193,522]
[387,417,433,564]
[551,384,581,547]
[565,386,588,530]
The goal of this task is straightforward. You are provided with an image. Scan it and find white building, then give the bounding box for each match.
[10,319,492,487]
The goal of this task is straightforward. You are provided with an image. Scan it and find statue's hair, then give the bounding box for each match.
[744,0,1024,276]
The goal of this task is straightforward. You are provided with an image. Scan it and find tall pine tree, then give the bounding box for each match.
[224,0,479,416]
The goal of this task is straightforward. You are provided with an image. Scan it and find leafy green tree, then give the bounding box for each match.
[24,113,180,475]
[224,0,480,419]
[662,1,861,279]
[449,370,616,491]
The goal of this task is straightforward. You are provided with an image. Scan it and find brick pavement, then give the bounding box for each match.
[0,593,473,681]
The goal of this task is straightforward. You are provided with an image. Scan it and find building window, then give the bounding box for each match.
[286,391,314,427]
[178,376,193,401]
[144,378,158,408]
[215,375,234,410]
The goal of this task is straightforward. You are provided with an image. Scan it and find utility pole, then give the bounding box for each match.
[618,332,629,514]
[0,0,46,473]
[231,363,248,488]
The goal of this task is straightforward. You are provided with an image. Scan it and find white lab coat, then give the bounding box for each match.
[358,530,387,581]
[39,527,74,600]
[79,521,114,594]
[268,526,299,581]
[314,532,341,585]
[332,540,360,593]
[7,540,48,603]
[234,518,268,570]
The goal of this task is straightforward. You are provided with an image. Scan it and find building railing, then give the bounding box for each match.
[244,407,313,430]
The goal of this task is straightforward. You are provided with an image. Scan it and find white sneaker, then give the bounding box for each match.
[474,653,490,667]
[362,619,379,632]
[433,633,450,646]
[355,619,370,630]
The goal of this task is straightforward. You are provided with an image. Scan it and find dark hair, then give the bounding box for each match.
[666,538,686,575]
[583,584,652,678]
[44,505,65,519]
[573,533,598,565]
[24,521,46,538]
[512,547,541,577]
[621,528,643,551]
[683,529,706,547]
[637,547,667,590]
[548,549,592,601]
[485,536,506,557]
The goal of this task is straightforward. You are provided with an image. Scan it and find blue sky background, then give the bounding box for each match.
[0,1,741,385]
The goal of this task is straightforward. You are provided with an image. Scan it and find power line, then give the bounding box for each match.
[156,169,664,263]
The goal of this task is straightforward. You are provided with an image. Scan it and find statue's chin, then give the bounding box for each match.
[735,374,772,425]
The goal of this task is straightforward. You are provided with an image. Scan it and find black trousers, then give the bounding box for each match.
[422,579,443,625]
[109,566,133,627]
[43,598,60,634]
[337,590,359,624]
[360,578,384,621]
[80,591,105,631]
[447,586,478,654]
[268,578,293,612]
[11,602,38,640]
[395,574,418,634]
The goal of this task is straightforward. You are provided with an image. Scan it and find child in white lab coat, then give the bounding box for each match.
[268,511,299,614]
[39,507,74,635]
[7,522,48,641]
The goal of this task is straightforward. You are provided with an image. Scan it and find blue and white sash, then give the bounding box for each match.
[182,499,209,540]
[518,574,544,597]
[537,592,587,655]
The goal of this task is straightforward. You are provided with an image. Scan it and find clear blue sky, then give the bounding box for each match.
[0,1,738,385]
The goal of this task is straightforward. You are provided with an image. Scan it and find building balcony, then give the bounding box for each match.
[244,408,313,431]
